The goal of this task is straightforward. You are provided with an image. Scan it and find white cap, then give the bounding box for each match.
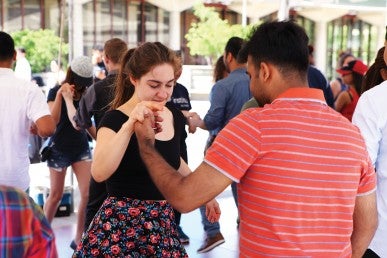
[70,56,93,78]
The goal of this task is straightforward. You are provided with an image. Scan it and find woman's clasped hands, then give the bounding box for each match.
[60,83,75,100]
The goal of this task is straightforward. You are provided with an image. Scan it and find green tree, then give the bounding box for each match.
[185,2,256,64]
[11,29,68,73]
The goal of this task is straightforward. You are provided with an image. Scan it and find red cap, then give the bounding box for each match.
[336,60,368,76]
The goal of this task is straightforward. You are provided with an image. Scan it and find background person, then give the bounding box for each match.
[168,56,194,244]
[0,31,55,192]
[361,46,387,93]
[352,28,387,258]
[334,59,368,121]
[330,52,355,100]
[0,185,58,257]
[63,38,129,230]
[43,56,94,250]
[189,38,251,253]
[14,47,32,82]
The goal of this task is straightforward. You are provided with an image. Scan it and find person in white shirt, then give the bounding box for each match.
[0,32,55,191]
[14,47,32,81]
[352,27,387,258]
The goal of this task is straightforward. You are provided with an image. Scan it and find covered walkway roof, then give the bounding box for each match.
[148,0,387,25]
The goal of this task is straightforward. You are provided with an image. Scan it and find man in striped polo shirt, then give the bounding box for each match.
[134,21,377,257]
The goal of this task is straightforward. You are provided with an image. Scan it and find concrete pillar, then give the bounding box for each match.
[314,21,328,74]
[376,24,387,48]
[70,0,84,58]
[169,10,181,51]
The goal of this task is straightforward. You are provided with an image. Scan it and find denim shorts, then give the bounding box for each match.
[47,145,92,171]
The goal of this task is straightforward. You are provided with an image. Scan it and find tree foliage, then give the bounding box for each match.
[11,29,68,73]
[185,2,256,64]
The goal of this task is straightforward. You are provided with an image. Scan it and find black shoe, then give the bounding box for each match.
[177,226,190,244]
[70,240,77,250]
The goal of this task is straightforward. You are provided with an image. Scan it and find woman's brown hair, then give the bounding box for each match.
[361,47,386,93]
[111,42,180,109]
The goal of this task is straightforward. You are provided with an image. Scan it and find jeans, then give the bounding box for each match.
[199,205,220,237]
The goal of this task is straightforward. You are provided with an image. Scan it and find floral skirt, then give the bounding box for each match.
[73,197,188,257]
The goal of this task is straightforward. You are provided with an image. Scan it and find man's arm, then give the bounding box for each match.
[135,115,232,213]
[34,115,55,138]
[351,192,377,258]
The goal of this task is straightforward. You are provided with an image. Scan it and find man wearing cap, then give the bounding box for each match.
[43,55,94,250]
[0,31,55,191]
[353,26,387,258]
[334,59,368,121]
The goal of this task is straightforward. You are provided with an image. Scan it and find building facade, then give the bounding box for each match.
[1,0,386,80]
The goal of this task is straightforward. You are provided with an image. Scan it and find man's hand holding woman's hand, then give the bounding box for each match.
[131,101,164,146]
[205,199,221,223]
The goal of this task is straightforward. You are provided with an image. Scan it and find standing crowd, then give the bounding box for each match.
[0,21,386,258]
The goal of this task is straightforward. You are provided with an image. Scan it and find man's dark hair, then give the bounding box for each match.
[241,21,310,78]
[0,31,15,61]
[225,36,245,63]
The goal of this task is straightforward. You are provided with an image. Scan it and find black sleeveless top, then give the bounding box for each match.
[99,102,184,200]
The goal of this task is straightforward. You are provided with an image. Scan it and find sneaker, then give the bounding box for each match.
[177,226,190,244]
[197,232,225,253]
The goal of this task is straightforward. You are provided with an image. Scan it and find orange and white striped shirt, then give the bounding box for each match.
[205,88,376,257]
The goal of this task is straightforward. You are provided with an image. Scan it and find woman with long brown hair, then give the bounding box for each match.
[74,42,220,257]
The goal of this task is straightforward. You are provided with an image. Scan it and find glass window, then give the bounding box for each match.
[326,16,376,80]
[44,0,61,34]
[24,0,41,30]
[112,0,128,39]
[158,8,169,46]
[128,0,140,47]
[83,1,95,52]
[4,0,22,31]
[144,3,157,42]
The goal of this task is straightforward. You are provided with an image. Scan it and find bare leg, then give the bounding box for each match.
[44,167,67,223]
[71,160,91,244]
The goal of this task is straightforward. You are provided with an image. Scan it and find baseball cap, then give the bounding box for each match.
[70,56,93,78]
[70,56,93,89]
[336,59,368,76]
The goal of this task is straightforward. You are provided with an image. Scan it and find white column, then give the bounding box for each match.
[242,0,247,27]
[314,21,328,74]
[278,0,289,21]
[169,10,181,51]
[376,24,386,48]
[71,0,84,58]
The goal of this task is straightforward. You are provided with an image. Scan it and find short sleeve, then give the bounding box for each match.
[204,110,261,182]
[98,110,128,133]
[357,155,376,196]
[27,84,51,123]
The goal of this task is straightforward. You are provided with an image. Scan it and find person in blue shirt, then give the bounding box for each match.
[189,36,251,253]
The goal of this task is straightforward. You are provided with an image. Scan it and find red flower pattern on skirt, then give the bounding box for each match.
[73,197,188,257]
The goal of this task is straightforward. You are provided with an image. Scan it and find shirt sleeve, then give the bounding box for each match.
[204,110,261,182]
[27,83,52,123]
[29,197,58,258]
[203,82,228,130]
[357,154,377,196]
[352,92,382,166]
[0,187,57,258]
[74,86,96,129]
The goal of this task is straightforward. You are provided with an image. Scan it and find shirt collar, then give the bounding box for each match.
[274,87,326,104]
[0,68,14,75]
[230,67,247,74]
